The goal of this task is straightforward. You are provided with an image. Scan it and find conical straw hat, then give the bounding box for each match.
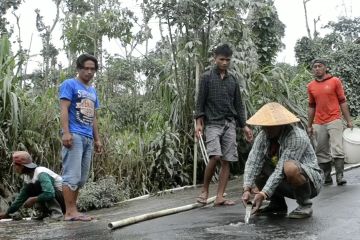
[246,102,300,126]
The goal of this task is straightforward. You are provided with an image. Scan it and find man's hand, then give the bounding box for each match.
[195,118,204,140]
[242,190,251,207]
[23,197,37,208]
[195,125,203,140]
[62,132,73,148]
[0,212,8,219]
[347,121,353,130]
[307,126,314,137]
[94,140,103,154]
[251,192,266,214]
[243,126,253,142]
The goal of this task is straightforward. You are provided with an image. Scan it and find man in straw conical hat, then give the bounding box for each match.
[242,102,324,219]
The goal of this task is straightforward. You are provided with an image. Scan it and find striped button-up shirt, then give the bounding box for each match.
[243,125,323,197]
[195,66,246,128]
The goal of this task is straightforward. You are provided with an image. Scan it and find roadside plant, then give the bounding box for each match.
[78,176,126,211]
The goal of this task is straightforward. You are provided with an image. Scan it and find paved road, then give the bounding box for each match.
[115,167,360,240]
[1,166,360,240]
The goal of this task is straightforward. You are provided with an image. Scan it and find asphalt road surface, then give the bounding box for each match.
[1,166,360,240]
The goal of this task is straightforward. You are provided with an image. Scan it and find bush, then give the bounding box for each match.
[77,176,126,211]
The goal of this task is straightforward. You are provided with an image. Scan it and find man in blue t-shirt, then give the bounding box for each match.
[59,53,102,221]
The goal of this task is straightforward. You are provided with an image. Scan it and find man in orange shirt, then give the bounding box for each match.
[307,58,353,186]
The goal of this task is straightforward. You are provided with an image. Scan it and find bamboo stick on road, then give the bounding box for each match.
[0,217,31,222]
[108,196,217,230]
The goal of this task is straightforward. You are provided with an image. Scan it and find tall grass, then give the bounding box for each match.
[0,35,22,180]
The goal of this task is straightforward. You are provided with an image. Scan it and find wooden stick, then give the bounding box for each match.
[0,217,31,222]
[108,196,217,230]
[193,119,198,186]
[116,185,201,205]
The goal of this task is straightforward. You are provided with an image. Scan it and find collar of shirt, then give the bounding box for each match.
[263,125,292,152]
[315,74,333,82]
[213,65,229,79]
[278,125,292,143]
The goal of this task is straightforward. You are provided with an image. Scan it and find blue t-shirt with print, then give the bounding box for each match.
[59,78,99,139]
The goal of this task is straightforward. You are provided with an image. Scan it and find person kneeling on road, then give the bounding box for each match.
[0,151,65,221]
[242,103,324,219]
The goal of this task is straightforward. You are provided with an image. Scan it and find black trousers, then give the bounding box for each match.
[24,182,65,214]
[255,161,317,200]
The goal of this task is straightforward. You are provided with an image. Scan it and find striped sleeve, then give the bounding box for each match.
[243,131,267,188]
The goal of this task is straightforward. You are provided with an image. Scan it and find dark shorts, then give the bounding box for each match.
[25,182,65,214]
[204,120,238,162]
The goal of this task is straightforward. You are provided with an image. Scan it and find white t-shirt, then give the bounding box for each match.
[23,166,62,191]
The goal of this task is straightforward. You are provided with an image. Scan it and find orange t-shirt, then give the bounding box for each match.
[307,75,346,125]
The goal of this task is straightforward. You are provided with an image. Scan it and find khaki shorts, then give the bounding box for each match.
[313,119,344,163]
[204,120,238,162]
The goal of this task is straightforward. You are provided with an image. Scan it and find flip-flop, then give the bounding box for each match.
[196,192,208,204]
[213,199,236,207]
[64,215,93,222]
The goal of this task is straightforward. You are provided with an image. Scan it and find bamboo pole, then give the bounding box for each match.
[193,119,198,186]
[108,196,217,230]
[0,217,31,222]
[115,185,201,205]
[193,60,200,186]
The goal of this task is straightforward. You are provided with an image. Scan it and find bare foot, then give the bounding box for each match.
[196,191,208,204]
[64,214,94,221]
[214,199,236,207]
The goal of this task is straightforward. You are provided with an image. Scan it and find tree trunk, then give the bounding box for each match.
[166,16,182,103]
[93,0,102,72]
[302,0,312,39]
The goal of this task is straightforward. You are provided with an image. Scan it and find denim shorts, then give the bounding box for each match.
[204,120,238,162]
[61,133,93,191]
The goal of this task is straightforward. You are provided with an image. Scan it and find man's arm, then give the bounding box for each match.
[60,99,72,148]
[307,83,316,136]
[93,111,103,153]
[243,132,267,189]
[36,173,56,202]
[234,82,246,128]
[234,82,253,142]
[336,78,352,128]
[93,112,100,141]
[242,132,266,205]
[340,102,353,128]
[5,185,30,215]
[194,74,207,139]
[307,107,315,135]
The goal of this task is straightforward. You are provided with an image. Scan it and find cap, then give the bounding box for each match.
[12,151,37,168]
[311,58,328,67]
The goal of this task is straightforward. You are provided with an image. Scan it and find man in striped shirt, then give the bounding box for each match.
[242,103,323,219]
[195,44,253,206]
